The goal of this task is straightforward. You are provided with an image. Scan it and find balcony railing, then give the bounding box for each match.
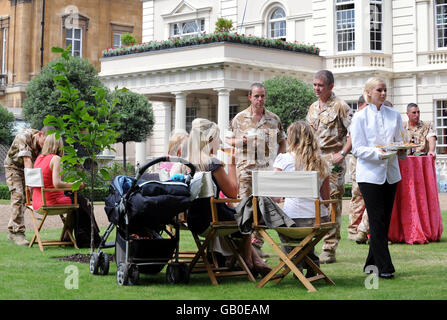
[328,53,391,70]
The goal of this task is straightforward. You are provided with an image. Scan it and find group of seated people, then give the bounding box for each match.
[32,117,324,279]
[151,117,330,278]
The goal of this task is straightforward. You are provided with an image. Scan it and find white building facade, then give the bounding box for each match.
[99,0,447,176]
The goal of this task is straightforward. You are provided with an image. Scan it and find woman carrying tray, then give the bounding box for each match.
[350,77,407,279]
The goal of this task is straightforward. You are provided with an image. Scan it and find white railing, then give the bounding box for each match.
[428,52,447,64]
[370,55,386,67]
[334,56,356,68]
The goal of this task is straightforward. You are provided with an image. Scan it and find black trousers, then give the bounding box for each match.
[358,181,397,274]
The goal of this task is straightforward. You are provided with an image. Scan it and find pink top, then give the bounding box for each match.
[32,154,72,210]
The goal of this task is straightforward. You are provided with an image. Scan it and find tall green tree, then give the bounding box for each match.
[263,76,317,130]
[110,88,154,172]
[23,54,105,129]
[0,105,15,145]
[44,46,120,251]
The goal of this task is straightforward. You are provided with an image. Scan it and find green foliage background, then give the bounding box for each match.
[263,76,317,130]
[22,55,105,129]
[0,105,15,145]
[110,89,154,144]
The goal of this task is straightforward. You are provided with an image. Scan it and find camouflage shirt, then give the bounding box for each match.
[229,106,286,169]
[306,93,353,153]
[403,120,437,154]
[3,129,42,170]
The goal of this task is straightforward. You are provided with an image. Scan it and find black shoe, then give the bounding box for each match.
[379,272,394,279]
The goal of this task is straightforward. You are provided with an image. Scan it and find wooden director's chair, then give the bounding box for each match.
[251,170,339,292]
[24,168,79,252]
[187,172,256,285]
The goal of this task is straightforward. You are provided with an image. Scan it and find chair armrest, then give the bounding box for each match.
[42,188,78,206]
[209,197,240,223]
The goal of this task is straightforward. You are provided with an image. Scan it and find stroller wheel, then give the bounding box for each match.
[89,252,100,275]
[117,263,139,286]
[99,253,110,276]
[166,262,190,284]
[116,262,129,285]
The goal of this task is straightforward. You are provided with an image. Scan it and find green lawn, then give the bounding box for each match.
[0,212,446,300]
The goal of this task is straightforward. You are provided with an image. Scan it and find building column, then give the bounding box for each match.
[416,0,430,53]
[135,142,146,167]
[149,100,172,157]
[172,91,188,133]
[214,87,233,139]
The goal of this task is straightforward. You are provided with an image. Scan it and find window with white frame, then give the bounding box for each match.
[171,19,205,38]
[436,100,447,154]
[269,7,286,40]
[336,0,355,52]
[435,0,447,48]
[65,28,82,57]
[370,0,383,51]
[113,33,122,48]
[186,107,197,132]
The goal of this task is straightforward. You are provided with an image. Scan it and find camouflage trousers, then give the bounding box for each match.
[321,153,346,254]
[347,158,370,235]
[238,165,266,249]
[5,167,26,234]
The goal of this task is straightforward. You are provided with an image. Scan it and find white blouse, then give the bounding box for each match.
[350,104,404,185]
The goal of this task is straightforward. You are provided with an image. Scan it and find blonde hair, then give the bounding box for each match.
[363,77,386,104]
[41,133,64,157]
[187,118,220,171]
[286,121,329,179]
[168,132,189,157]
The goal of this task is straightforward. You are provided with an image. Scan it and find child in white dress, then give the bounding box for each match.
[273,121,331,277]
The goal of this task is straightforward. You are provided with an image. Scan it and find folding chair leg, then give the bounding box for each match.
[222,236,256,282]
[190,230,219,285]
[58,214,78,249]
[28,208,45,252]
[256,229,317,292]
[303,256,335,285]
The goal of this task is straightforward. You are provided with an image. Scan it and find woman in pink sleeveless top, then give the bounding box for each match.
[32,133,85,210]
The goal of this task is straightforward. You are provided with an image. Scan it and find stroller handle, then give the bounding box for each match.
[136,156,196,181]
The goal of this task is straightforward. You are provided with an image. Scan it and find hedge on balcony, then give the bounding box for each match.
[102,32,320,58]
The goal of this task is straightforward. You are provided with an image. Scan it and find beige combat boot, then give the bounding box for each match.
[7,232,30,246]
[319,251,336,264]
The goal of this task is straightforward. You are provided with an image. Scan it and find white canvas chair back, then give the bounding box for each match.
[24,168,44,188]
[252,170,319,199]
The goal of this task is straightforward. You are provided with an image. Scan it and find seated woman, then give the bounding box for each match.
[186,118,271,276]
[273,121,331,277]
[32,133,85,210]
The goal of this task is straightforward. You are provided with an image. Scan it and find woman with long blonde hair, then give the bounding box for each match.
[32,133,85,210]
[273,120,330,277]
[350,77,406,279]
[186,118,272,276]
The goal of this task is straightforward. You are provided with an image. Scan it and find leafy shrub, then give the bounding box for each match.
[23,55,106,129]
[121,33,137,46]
[215,18,233,32]
[263,76,317,130]
[0,105,15,145]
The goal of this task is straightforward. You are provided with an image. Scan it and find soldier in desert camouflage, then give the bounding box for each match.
[404,103,437,158]
[227,83,286,256]
[3,126,53,245]
[306,70,353,264]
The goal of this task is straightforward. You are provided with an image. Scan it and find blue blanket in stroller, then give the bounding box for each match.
[105,175,191,232]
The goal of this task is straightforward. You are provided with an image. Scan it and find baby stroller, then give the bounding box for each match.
[89,156,196,286]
